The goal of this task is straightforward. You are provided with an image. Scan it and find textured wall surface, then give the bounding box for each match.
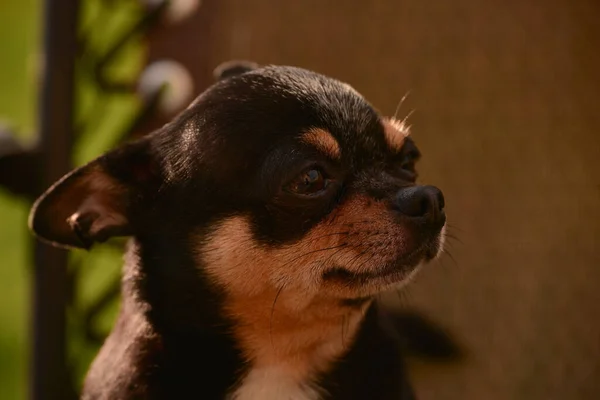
[171,1,600,398]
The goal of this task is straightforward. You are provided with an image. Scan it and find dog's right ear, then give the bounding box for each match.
[213,60,259,81]
[29,139,162,250]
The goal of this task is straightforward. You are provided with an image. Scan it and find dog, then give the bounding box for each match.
[29,62,453,399]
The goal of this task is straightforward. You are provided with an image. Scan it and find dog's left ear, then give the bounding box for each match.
[213,60,259,81]
[29,139,162,250]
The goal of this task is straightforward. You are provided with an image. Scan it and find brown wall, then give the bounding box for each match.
[160,1,600,398]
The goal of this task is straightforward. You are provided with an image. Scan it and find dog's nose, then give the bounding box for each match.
[394,185,445,223]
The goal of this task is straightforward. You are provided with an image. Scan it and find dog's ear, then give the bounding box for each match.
[213,60,259,81]
[29,139,161,250]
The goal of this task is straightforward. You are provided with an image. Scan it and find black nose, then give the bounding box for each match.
[394,185,445,222]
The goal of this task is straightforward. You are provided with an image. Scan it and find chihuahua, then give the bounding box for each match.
[29,63,449,399]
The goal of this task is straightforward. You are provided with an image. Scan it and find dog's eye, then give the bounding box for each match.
[395,145,420,179]
[396,139,420,175]
[286,168,329,196]
[400,159,415,172]
[388,154,418,182]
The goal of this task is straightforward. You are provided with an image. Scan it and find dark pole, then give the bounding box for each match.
[31,0,79,399]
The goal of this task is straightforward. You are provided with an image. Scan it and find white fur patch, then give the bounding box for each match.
[229,367,321,400]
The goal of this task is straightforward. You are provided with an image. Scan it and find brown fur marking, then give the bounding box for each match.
[195,195,421,397]
[301,129,342,160]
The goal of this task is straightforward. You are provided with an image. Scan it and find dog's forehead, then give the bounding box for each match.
[198,67,383,152]
[156,67,391,184]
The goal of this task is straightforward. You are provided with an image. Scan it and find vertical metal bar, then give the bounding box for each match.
[31,0,79,399]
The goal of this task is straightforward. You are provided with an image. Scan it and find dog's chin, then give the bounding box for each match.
[323,230,445,296]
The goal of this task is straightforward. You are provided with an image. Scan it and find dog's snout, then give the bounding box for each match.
[394,185,445,223]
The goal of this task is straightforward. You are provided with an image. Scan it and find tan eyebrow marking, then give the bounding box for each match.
[300,128,341,160]
[383,118,411,152]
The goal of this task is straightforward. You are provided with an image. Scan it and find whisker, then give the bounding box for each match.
[395,285,413,308]
[436,252,449,271]
[277,243,350,269]
[443,242,457,254]
[395,289,404,306]
[352,246,379,273]
[274,231,351,252]
[341,220,373,227]
[445,233,463,245]
[446,223,464,233]
[318,245,354,268]
[342,242,377,272]
[393,91,411,120]
[301,231,350,243]
[269,284,285,350]
[341,314,347,348]
[443,249,459,268]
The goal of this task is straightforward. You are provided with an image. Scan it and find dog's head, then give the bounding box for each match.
[29,63,445,305]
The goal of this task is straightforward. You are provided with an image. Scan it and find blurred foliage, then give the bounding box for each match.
[0,1,40,398]
[0,0,146,397]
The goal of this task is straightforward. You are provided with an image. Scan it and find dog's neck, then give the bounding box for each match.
[225,288,370,399]
[120,237,245,396]
[126,237,371,399]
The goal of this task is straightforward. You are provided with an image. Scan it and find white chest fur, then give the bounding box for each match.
[229,367,321,400]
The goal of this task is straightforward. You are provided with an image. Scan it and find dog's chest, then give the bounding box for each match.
[227,328,348,400]
[229,367,321,400]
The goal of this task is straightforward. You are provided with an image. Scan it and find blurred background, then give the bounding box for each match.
[0,0,599,399]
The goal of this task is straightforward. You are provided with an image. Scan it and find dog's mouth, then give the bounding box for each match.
[322,231,443,289]
[322,251,421,287]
